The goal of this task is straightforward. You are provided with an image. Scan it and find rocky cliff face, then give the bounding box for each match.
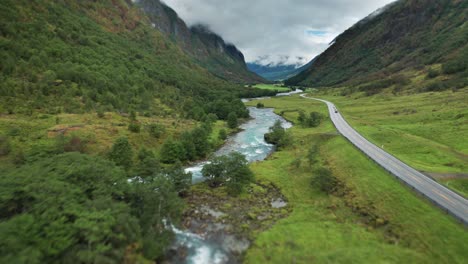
[134,0,263,83]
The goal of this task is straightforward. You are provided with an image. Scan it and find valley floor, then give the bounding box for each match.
[317,89,468,197]
[243,93,467,263]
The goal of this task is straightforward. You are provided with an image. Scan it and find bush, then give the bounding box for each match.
[256,102,265,108]
[202,152,254,195]
[0,136,11,156]
[160,138,186,164]
[264,120,292,148]
[147,123,166,138]
[166,162,192,196]
[63,136,86,153]
[442,60,466,74]
[219,129,227,140]
[109,137,133,170]
[128,122,141,133]
[227,112,238,129]
[298,111,324,128]
[312,167,338,194]
[427,68,440,79]
[97,109,105,118]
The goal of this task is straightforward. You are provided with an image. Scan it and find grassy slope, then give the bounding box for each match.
[0,111,235,172]
[244,95,467,263]
[287,0,467,89]
[316,88,468,196]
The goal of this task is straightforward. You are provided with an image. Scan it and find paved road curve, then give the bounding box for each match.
[301,94,468,224]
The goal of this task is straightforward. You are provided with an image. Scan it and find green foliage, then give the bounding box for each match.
[0,153,183,263]
[298,110,324,128]
[128,122,141,133]
[147,123,166,139]
[312,167,338,194]
[135,148,160,178]
[160,138,185,164]
[427,68,440,79]
[202,152,254,195]
[109,137,133,170]
[63,136,87,153]
[227,112,238,129]
[0,135,11,156]
[307,144,319,166]
[264,120,292,148]
[218,129,227,140]
[256,102,265,108]
[166,162,192,196]
[97,109,105,118]
[0,0,271,117]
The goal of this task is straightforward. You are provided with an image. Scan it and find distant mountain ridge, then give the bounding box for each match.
[247,59,315,81]
[135,0,264,83]
[287,0,467,90]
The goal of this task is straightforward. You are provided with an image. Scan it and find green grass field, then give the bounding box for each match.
[313,89,468,196]
[250,84,291,92]
[244,95,468,263]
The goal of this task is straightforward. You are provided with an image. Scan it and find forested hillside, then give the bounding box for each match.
[0,0,268,117]
[287,0,467,93]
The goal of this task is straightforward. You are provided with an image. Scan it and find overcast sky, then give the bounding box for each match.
[162,0,396,66]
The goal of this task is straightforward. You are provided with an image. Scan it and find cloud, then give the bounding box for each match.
[162,0,396,66]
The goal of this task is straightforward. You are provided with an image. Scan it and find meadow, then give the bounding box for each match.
[243,94,468,263]
[316,88,468,196]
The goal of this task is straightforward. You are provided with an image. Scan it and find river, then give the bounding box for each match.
[168,90,299,264]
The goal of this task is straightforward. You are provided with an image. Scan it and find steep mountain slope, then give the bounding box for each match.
[136,0,264,83]
[287,0,467,91]
[0,0,269,117]
[248,59,315,81]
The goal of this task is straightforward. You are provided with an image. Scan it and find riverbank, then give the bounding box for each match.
[243,94,468,263]
[166,181,290,263]
[169,107,292,263]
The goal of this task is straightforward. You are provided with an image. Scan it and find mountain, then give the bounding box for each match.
[248,59,315,81]
[0,0,270,117]
[287,0,467,92]
[136,0,264,83]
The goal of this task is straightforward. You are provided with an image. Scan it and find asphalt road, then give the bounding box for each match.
[301,94,468,224]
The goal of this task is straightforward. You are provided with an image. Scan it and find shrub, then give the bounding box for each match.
[312,167,338,194]
[160,138,186,164]
[128,122,141,133]
[265,120,292,148]
[97,108,105,118]
[227,112,238,129]
[299,112,324,128]
[427,68,440,79]
[109,137,133,170]
[256,102,265,108]
[147,123,166,138]
[0,136,11,156]
[166,162,192,196]
[202,152,254,195]
[219,129,227,140]
[442,60,466,74]
[64,136,86,153]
